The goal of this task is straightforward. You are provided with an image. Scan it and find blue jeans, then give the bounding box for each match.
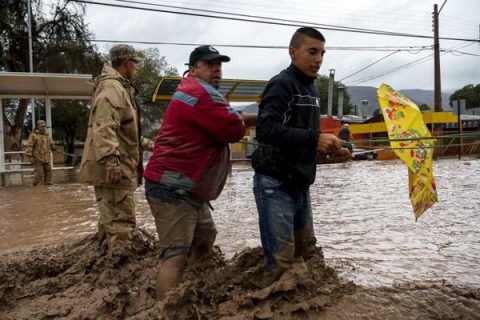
[253,173,316,269]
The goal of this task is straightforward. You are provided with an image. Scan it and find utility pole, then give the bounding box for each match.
[433,1,447,112]
[27,0,36,130]
[27,0,33,73]
[337,86,344,119]
[327,69,335,117]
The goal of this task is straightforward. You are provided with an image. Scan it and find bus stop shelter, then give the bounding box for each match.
[152,76,267,102]
[0,72,92,185]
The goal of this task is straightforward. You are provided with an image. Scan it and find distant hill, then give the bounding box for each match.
[346,86,452,116]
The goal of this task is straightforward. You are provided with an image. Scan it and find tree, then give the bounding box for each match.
[51,100,90,164]
[133,48,178,138]
[419,103,431,112]
[41,2,102,163]
[0,0,102,163]
[49,46,177,163]
[0,0,38,156]
[449,84,480,109]
[315,75,353,115]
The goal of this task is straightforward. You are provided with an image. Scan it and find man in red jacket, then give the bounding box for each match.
[144,45,256,300]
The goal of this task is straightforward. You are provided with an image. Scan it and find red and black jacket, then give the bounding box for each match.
[144,74,246,200]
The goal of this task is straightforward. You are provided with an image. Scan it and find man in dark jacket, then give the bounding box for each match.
[251,27,353,285]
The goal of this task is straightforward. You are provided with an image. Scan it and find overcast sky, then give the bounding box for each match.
[72,0,479,91]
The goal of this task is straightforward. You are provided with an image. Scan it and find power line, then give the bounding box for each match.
[109,0,433,37]
[346,53,434,86]
[33,33,474,83]
[346,42,476,85]
[119,0,432,32]
[109,0,480,42]
[30,35,434,52]
[339,51,400,82]
[101,0,422,36]
[444,50,480,57]
[71,0,480,43]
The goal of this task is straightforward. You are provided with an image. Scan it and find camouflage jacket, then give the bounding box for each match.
[79,64,151,189]
[25,130,53,163]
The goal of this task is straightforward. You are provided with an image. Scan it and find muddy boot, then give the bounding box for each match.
[129,227,154,253]
[106,228,134,263]
[97,223,107,247]
[108,241,132,266]
[248,266,287,289]
[107,227,154,264]
[294,229,317,260]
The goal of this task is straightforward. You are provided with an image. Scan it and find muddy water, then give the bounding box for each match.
[1,158,479,288]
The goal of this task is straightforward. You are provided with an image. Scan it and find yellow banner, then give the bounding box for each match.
[377,83,438,220]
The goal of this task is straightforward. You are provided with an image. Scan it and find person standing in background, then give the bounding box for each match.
[25,120,56,186]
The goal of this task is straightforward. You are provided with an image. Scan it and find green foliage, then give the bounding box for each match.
[1,0,178,160]
[0,0,102,74]
[134,48,178,138]
[419,103,431,111]
[0,0,38,72]
[449,84,480,109]
[51,100,89,145]
[0,0,103,160]
[315,75,352,115]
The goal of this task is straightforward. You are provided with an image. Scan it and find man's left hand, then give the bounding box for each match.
[240,112,257,127]
[335,147,354,160]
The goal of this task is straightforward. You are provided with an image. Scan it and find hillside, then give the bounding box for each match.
[346,86,452,116]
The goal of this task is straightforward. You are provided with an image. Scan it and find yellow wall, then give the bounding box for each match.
[350,112,459,135]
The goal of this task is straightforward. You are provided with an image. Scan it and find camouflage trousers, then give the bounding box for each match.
[94,186,136,252]
[33,162,52,186]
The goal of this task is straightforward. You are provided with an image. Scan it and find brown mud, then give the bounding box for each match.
[0,233,479,320]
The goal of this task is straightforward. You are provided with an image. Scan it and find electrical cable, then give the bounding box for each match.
[339,51,400,82]
[345,42,476,85]
[70,0,480,43]
[27,34,434,52]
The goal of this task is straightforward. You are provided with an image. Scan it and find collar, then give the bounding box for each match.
[189,74,220,92]
[103,64,139,96]
[287,63,317,85]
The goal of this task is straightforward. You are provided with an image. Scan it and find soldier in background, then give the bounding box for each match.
[25,120,56,186]
[79,44,154,255]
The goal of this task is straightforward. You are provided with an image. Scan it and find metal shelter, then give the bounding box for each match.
[152,77,267,102]
[0,72,92,177]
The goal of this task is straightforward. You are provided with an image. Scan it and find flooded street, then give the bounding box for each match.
[1,158,479,288]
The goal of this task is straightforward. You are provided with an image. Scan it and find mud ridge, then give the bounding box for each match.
[1,234,479,320]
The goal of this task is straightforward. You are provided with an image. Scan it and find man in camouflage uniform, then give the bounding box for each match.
[25,120,56,186]
[79,44,154,254]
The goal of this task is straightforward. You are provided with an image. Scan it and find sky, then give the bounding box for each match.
[59,0,480,91]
